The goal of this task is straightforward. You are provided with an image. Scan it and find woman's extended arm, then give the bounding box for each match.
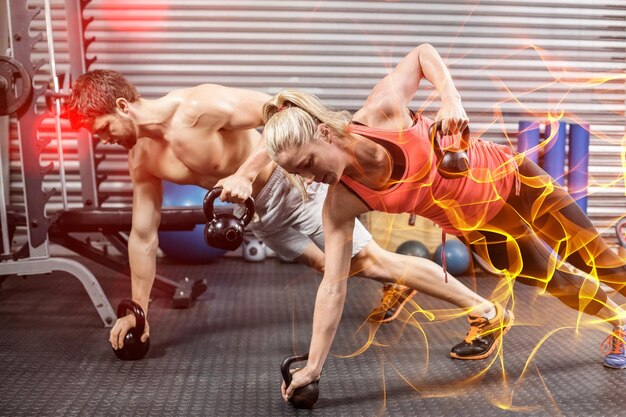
[282,187,363,401]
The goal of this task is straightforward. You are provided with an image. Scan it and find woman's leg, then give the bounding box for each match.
[476,208,622,328]
[474,217,626,368]
[507,157,626,292]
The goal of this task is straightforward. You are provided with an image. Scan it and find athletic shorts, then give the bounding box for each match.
[246,167,372,260]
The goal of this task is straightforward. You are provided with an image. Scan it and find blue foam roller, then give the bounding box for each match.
[568,123,590,213]
[542,121,567,186]
[517,121,540,163]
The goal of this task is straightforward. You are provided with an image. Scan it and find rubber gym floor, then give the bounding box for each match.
[0,256,623,417]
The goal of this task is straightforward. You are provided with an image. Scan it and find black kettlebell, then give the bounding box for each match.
[112,300,150,361]
[281,354,320,409]
[429,120,471,179]
[203,187,255,251]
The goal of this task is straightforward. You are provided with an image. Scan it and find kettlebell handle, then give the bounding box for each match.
[116,300,146,335]
[281,354,309,386]
[203,187,255,226]
[428,120,470,159]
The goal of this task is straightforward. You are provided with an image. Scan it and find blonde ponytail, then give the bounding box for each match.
[263,89,352,160]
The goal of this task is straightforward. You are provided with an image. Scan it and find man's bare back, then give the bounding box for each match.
[127,84,275,195]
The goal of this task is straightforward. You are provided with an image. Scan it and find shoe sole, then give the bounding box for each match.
[449,311,515,360]
[368,289,417,324]
[603,362,626,369]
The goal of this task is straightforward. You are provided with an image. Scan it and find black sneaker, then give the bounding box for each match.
[450,303,514,360]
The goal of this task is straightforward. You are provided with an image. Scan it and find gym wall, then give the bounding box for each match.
[8,0,626,246]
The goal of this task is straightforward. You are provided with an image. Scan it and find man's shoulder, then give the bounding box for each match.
[184,83,226,95]
[168,84,267,130]
[173,83,239,102]
[173,83,261,106]
[128,143,158,178]
[172,84,233,121]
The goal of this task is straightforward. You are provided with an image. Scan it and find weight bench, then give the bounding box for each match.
[44,206,231,309]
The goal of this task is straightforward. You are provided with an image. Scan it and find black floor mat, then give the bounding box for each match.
[0,257,623,416]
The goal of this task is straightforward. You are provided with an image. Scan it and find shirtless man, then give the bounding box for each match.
[67,69,502,361]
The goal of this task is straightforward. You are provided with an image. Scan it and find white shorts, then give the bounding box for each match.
[247,167,372,260]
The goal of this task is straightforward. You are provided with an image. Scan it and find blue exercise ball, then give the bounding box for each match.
[158,182,228,264]
[433,240,470,275]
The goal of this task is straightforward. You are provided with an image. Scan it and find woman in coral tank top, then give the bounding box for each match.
[263,44,626,401]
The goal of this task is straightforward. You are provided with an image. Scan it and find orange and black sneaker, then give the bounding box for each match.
[367,285,417,323]
[601,326,626,368]
[450,303,514,360]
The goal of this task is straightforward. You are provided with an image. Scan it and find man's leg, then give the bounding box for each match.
[262,226,423,337]
[293,242,325,272]
[301,212,419,324]
[367,284,417,323]
[344,220,417,323]
[293,236,495,318]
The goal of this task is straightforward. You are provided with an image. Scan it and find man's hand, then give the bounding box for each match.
[109,313,150,349]
[281,366,319,402]
[435,97,469,135]
[216,174,253,204]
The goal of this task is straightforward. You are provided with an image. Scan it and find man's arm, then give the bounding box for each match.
[184,85,273,202]
[211,86,274,202]
[109,167,162,349]
[216,145,272,203]
[128,172,162,315]
[359,43,468,134]
[221,87,272,130]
